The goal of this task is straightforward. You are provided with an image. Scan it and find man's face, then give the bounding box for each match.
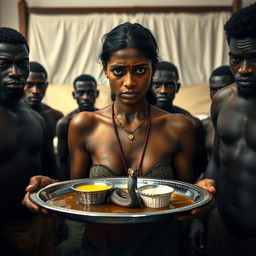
[24,71,48,108]
[0,43,29,106]
[229,37,256,97]
[73,81,98,111]
[209,75,234,99]
[152,70,179,108]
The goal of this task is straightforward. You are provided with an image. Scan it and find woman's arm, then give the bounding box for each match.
[68,112,95,179]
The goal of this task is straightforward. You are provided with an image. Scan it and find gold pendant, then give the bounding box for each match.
[128,134,134,140]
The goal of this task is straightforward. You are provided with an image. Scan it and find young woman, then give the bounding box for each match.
[23,22,213,255]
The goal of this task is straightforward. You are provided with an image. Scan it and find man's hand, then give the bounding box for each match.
[176,178,216,221]
[22,175,58,214]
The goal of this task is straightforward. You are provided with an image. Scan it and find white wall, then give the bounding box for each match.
[1,0,255,30]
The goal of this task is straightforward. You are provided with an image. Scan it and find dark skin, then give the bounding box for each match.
[22,48,214,252]
[56,80,99,180]
[24,71,63,178]
[153,69,207,181]
[69,48,194,181]
[23,47,196,211]
[203,37,256,235]
[203,74,234,157]
[0,43,54,221]
[24,71,64,141]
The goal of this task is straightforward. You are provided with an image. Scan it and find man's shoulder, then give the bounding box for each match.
[212,84,236,109]
[57,109,78,128]
[213,84,235,102]
[42,103,64,119]
[172,105,191,116]
[153,105,193,127]
[20,101,45,125]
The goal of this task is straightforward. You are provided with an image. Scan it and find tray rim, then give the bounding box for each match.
[29,177,212,224]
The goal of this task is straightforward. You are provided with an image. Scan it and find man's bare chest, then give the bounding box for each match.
[217,100,256,147]
[0,113,44,161]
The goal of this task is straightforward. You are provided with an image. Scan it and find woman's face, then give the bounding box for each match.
[104,47,155,104]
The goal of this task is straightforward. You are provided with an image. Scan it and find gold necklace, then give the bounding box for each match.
[113,107,148,141]
[112,102,151,175]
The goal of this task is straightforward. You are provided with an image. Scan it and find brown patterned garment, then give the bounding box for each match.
[89,163,173,179]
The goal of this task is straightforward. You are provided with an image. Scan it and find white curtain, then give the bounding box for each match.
[28,12,231,86]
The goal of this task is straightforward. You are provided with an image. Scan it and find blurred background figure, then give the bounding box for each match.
[55,74,99,256]
[56,74,99,180]
[152,60,207,182]
[23,61,64,177]
[152,60,208,256]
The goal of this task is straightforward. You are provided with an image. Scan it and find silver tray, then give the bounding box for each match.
[29,177,211,224]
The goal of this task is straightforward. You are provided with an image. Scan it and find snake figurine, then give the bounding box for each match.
[110,168,142,208]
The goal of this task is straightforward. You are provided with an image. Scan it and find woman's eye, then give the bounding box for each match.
[112,69,124,76]
[135,67,146,75]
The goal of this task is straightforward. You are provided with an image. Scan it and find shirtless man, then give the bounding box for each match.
[199,4,256,255]
[56,74,99,180]
[24,61,63,143]
[152,61,207,181]
[0,27,55,255]
[55,74,98,256]
[202,65,234,158]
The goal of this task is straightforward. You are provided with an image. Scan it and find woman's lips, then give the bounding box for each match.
[121,92,139,98]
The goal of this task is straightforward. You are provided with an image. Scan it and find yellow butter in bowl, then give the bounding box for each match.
[75,184,110,192]
[71,181,113,205]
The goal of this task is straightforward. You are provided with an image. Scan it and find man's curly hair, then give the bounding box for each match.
[73,74,97,89]
[0,27,29,51]
[224,3,256,44]
[29,61,47,79]
[157,61,179,81]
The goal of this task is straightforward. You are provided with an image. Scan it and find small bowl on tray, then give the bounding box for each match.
[137,184,174,208]
[71,181,113,205]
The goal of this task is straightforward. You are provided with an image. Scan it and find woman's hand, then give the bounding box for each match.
[196,178,216,194]
[22,175,58,214]
[175,179,216,221]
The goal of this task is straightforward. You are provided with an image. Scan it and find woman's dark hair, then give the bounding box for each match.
[100,22,158,104]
